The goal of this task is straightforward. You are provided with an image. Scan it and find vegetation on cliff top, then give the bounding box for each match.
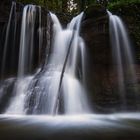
[17,0,107,14]
[17,0,140,14]
[108,0,140,9]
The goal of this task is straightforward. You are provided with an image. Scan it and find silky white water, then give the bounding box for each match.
[6,76,33,114]
[1,2,16,79]
[3,7,90,115]
[18,5,37,77]
[5,5,42,114]
[25,12,90,115]
[108,11,137,108]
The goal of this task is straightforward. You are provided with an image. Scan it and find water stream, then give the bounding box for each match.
[108,11,138,109]
[24,12,90,115]
[1,1,16,79]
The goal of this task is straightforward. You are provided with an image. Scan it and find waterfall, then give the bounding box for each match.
[4,5,42,114]
[0,3,138,115]
[0,3,90,115]
[0,78,15,113]
[1,1,16,79]
[108,11,137,109]
[5,76,34,114]
[24,12,90,115]
[18,5,37,77]
[38,6,43,64]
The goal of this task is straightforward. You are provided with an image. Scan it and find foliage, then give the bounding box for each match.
[17,0,98,14]
[108,0,140,9]
[17,0,140,15]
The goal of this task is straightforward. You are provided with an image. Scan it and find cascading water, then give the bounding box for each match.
[18,5,37,77]
[5,76,34,114]
[25,12,90,115]
[38,6,43,64]
[108,11,138,109]
[0,2,138,115]
[1,3,140,140]
[4,5,42,114]
[1,1,16,79]
[0,3,90,115]
[0,78,15,113]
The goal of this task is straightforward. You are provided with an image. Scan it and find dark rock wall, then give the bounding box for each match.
[81,6,115,113]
